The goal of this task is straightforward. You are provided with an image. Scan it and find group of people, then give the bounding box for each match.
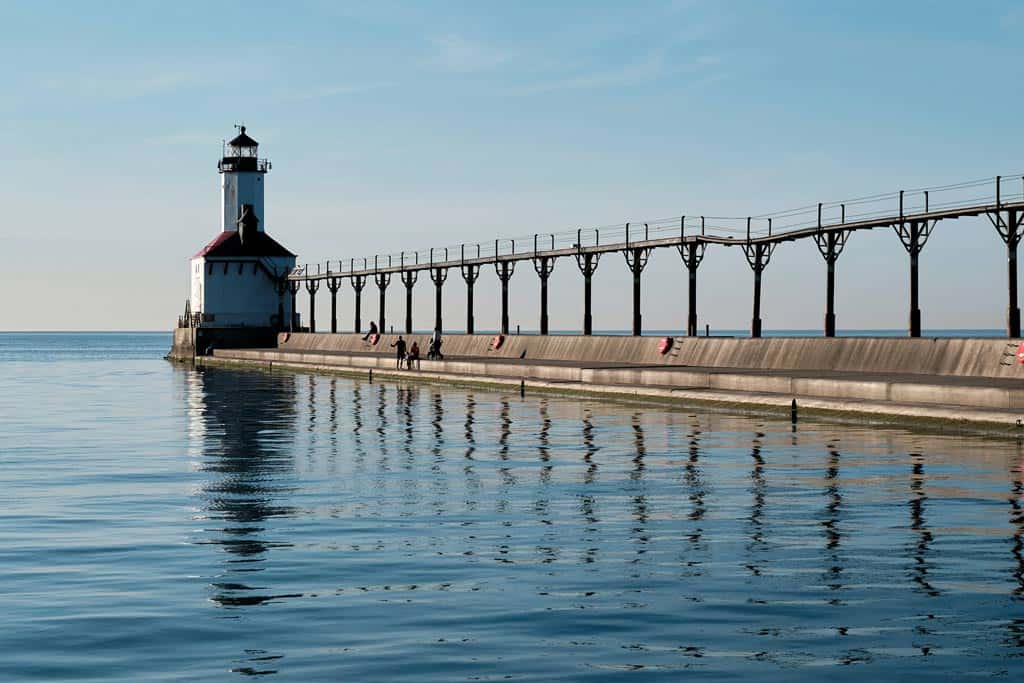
[390,329,444,370]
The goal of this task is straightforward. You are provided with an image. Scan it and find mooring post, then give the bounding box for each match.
[305,278,320,333]
[533,256,556,335]
[375,271,391,334]
[743,221,776,339]
[624,247,651,336]
[288,279,301,331]
[400,269,417,334]
[430,266,448,333]
[494,259,515,335]
[326,277,342,333]
[575,239,600,335]
[350,274,366,333]
[894,191,935,338]
[677,218,706,337]
[986,176,1024,337]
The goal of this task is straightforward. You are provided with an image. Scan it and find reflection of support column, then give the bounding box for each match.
[350,275,366,333]
[287,280,301,331]
[574,251,600,335]
[400,269,417,334]
[374,272,391,333]
[624,247,651,336]
[746,432,766,576]
[326,277,342,334]
[460,264,480,334]
[1010,454,1023,598]
[494,260,516,335]
[894,193,936,338]
[823,444,843,599]
[677,240,706,337]
[908,452,939,597]
[430,267,448,333]
[987,182,1024,337]
[814,227,850,337]
[532,256,556,335]
[305,279,320,333]
[742,238,776,339]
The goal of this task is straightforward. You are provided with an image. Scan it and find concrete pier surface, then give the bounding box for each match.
[171,331,1024,433]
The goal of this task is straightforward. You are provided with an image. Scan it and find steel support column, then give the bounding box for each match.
[400,270,417,334]
[677,241,706,337]
[430,267,448,333]
[326,277,342,334]
[987,182,1024,337]
[305,279,320,333]
[742,242,775,339]
[495,260,515,335]
[460,264,480,334]
[624,247,651,336]
[814,230,850,337]
[287,280,301,331]
[350,275,366,333]
[894,210,935,338]
[574,252,600,335]
[374,272,391,333]
[533,256,556,335]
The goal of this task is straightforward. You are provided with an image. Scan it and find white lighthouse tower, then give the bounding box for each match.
[219,126,268,232]
[187,127,297,338]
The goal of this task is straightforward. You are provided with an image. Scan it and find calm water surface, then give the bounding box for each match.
[1,332,1022,680]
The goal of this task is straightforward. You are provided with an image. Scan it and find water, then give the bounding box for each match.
[1,332,1022,680]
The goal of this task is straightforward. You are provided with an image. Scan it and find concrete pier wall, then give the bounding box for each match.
[274,333,1024,380]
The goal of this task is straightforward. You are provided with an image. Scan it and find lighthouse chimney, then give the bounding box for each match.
[219,125,269,232]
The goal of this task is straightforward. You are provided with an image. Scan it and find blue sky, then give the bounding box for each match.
[1,0,1023,331]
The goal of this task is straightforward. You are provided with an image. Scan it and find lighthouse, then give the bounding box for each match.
[186,127,297,338]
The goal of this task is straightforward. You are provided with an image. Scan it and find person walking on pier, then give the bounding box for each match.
[362,320,378,342]
[391,335,407,368]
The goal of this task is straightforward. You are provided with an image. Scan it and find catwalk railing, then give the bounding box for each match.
[284,174,1024,338]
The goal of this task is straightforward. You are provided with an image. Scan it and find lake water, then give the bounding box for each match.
[1,332,1022,680]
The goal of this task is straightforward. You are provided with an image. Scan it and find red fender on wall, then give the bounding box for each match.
[491,334,505,350]
[370,333,381,346]
[658,336,673,355]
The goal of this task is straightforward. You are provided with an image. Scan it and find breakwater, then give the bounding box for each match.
[171,331,1024,431]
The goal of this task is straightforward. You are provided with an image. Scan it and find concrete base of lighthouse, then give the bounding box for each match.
[167,326,281,362]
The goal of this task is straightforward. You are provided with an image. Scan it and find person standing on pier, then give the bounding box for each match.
[391,335,407,368]
[429,328,444,360]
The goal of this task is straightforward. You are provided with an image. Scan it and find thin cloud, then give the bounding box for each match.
[40,65,227,101]
[273,81,396,103]
[427,34,512,73]
[499,52,722,96]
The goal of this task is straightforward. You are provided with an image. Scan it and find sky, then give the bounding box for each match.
[1,0,1023,332]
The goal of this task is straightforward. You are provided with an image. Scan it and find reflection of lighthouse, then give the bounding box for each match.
[187,127,297,334]
[184,365,300,608]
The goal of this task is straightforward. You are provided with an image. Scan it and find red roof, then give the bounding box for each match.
[193,230,295,259]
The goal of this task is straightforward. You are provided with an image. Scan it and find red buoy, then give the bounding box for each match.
[658,336,673,355]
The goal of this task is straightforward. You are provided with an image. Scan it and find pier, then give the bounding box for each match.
[286,174,1024,339]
